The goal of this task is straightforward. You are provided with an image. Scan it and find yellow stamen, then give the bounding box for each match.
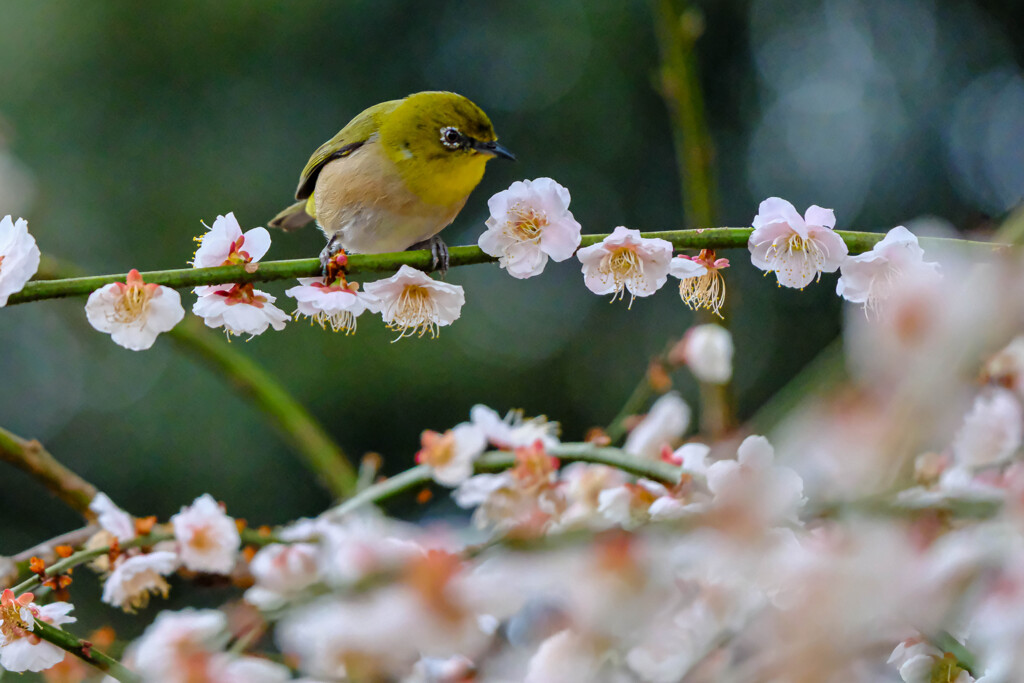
[386,285,439,340]
[599,246,645,308]
[111,284,152,324]
[679,270,726,318]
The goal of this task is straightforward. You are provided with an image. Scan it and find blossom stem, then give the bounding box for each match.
[0,426,99,520]
[329,443,682,517]
[0,525,99,589]
[7,230,1004,306]
[30,618,141,682]
[168,318,357,498]
[927,630,978,677]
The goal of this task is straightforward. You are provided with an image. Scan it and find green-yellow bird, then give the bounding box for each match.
[269,91,514,272]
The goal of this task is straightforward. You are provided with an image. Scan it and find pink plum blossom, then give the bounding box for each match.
[837,225,941,315]
[576,226,673,306]
[285,277,380,333]
[192,284,289,338]
[0,215,40,307]
[192,212,270,271]
[85,269,185,350]
[676,323,733,384]
[170,494,241,574]
[416,422,488,486]
[669,249,730,317]
[951,388,1023,469]
[245,543,321,610]
[479,177,582,279]
[363,265,465,340]
[748,197,848,289]
[624,392,691,460]
[0,589,75,673]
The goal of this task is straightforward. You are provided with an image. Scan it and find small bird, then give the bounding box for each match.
[269,91,515,273]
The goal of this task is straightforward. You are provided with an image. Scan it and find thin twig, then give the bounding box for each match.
[31,618,141,682]
[7,229,1003,306]
[0,525,98,589]
[0,426,98,520]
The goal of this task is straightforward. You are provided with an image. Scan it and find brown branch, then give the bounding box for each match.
[0,426,98,520]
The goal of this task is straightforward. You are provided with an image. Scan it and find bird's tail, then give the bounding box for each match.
[269,199,314,231]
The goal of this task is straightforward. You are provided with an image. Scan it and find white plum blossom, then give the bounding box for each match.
[192,212,271,270]
[192,284,289,338]
[0,215,40,307]
[245,542,320,610]
[102,551,180,613]
[888,640,975,683]
[129,608,230,683]
[89,492,137,542]
[624,392,691,460]
[669,249,730,317]
[748,197,848,289]
[479,177,582,279]
[285,277,379,333]
[85,269,185,350]
[363,265,465,340]
[470,404,560,450]
[576,226,673,306]
[676,324,733,384]
[951,388,1023,469]
[0,589,75,673]
[416,422,488,486]
[706,435,806,525]
[524,629,602,683]
[837,225,941,315]
[170,494,241,574]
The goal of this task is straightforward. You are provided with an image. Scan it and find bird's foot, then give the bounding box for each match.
[407,235,450,276]
[319,237,348,282]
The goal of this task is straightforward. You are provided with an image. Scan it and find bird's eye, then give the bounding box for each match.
[440,126,463,149]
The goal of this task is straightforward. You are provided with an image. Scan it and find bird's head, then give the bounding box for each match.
[381,92,515,206]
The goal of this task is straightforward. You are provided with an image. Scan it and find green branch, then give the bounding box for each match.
[6,229,1004,307]
[329,443,683,518]
[31,618,141,683]
[169,318,356,498]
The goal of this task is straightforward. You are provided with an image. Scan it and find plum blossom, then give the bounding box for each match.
[85,269,185,350]
[951,388,1023,469]
[129,608,231,682]
[363,265,465,340]
[888,639,975,683]
[416,422,487,486]
[89,492,137,542]
[102,551,179,613]
[836,225,941,315]
[0,589,75,673]
[624,392,690,460]
[245,542,320,610]
[669,249,730,317]
[285,276,379,333]
[576,226,673,306]
[706,435,806,526]
[170,494,241,574]
[479,177,582,279]
[470,404,560,450]
[748,197,847,288]
[192,212,270,271]
[673,324,733,384]
[192,284,289,338]
[0,215,40,307]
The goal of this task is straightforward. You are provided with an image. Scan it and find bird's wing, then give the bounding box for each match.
[294,99,404,200]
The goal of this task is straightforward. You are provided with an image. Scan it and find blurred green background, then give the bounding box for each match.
[1,0,1022,554]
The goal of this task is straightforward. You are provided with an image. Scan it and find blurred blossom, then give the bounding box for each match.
[525,629,604,683]
[836,226,941,316]
[623,392,691,460]
[479,177,582,280]
[748,198,847,289]
[170,493,241,575]
[89,492,137,543]
[127,609,229,682]
[470,404,560,451]
[983,336,1024,399]
[416,422,487,487]
[363,265,465,340]
[676,324,734,384]
[85,269,185,351]
[245,542,320,611]
[577,227,673,306]
[101,551,179,613]
[951,388,1023,469]
[0,215,39,307]
[705,435,806,529]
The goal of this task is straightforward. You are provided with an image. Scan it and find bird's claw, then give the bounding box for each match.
[319,237,348,282]
[407,235,449,276]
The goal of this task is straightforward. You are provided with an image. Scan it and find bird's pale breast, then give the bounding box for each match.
[313,142,466,254]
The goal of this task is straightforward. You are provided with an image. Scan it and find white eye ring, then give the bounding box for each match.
[440,126,462,149]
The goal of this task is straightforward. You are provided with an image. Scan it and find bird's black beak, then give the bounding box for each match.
[473,139,516,161]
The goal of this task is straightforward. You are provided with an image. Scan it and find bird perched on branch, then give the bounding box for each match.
[270,91,515,273]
